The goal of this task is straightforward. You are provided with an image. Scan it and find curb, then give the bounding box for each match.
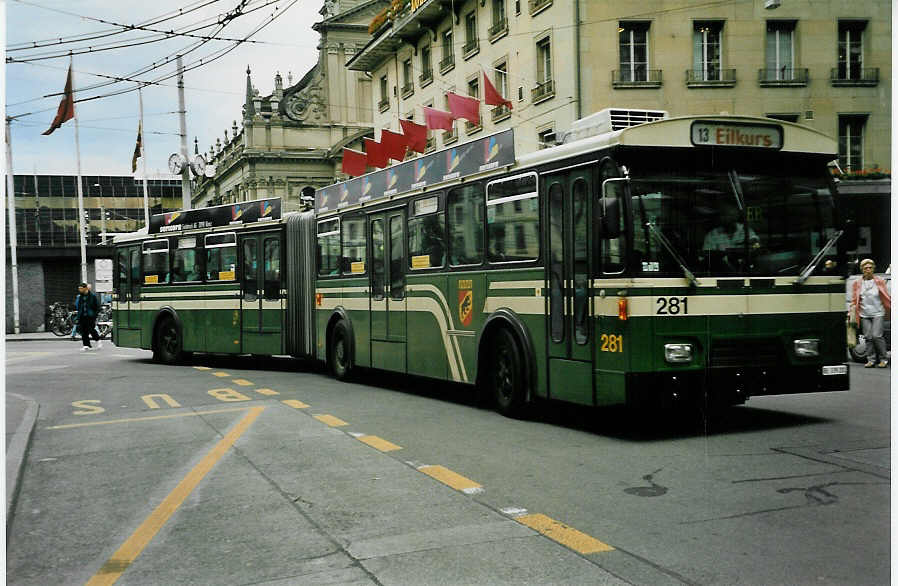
[6,393,39,540]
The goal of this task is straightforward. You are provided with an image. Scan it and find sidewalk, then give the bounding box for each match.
[6,332,72,342]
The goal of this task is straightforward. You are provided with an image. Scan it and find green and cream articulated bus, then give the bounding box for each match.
[113,110,851,416]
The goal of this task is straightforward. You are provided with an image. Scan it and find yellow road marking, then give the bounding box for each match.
[232,379,253,386]
[282,399,309,409]
[418,465,482,493]
[357,435,402,452]
[212,371,230,377]
[47,407,252,430]
[192,366,212,371]
[516,514,614,554]
[255,388,279,396]
[85,407,264,585]
[314,414,348,427]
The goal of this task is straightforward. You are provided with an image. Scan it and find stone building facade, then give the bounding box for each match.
[192,0,389,210]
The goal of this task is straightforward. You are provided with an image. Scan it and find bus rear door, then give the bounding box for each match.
[545,169,594,405]
[239,231,284,355]
[369,209,407,372]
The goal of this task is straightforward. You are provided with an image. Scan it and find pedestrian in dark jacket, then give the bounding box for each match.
[76,282,102,351]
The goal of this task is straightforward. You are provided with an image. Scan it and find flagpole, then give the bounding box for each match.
[139,87,150,229]
[72,58,88,284]
[6,117,21,333]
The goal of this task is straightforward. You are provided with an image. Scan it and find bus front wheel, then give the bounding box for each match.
[153,316,184,364]
[329,320,353,380]
[489,328,526,417]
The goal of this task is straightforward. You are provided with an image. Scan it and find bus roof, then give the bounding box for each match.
[516,114,837,171]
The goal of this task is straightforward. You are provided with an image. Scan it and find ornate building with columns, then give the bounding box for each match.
[192,0,388,210]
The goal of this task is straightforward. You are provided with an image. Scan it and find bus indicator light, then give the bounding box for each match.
[618,298,628,321]
[315,293,323,307]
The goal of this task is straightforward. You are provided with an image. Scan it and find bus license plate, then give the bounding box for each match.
[822,365,847,376]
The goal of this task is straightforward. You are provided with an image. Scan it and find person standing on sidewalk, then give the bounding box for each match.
[75,282,102,351]
[851,258,890,367]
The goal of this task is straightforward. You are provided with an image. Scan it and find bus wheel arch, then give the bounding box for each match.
[477,310,535,416]
[326,309,355,380]
[152,308,188,364]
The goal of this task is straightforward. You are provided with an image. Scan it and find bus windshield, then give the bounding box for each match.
[629,166,836,277]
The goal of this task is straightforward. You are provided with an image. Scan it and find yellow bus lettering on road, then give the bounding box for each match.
[208,388,251,402]
[141,394,181,409]
[72,400,105,415]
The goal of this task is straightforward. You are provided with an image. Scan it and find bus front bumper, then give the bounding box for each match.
[625,364,849,408]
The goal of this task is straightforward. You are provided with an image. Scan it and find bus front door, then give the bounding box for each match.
[113,246,141,346]
[545,171,594,405]
[240,231,284,355]
[369,210,407,372]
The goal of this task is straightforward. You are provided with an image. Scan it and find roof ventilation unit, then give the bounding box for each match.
[563,108,668,143]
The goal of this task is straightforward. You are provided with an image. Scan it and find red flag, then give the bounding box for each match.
[341,148,367,176]
[380,129,408,162]
[483,71,513,110]
[364,137,388,168]
[447,92,480,126]
[42,64,75,135]
[131,121,143,172]
[422,106,454,131]
[399,119,427,153]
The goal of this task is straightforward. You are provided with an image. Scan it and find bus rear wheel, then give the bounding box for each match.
[489,328,526,417]
[329,320,353,380]
[154,317,184,364]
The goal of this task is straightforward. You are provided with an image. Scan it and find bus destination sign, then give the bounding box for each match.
[149,198,281,234]
[690,121,783,149]
[317,129,515,213]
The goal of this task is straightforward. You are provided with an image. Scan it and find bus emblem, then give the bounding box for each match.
[458,287,473,327]
[164,211,180,225]
[231,205,243,221]
[260,200,272,217]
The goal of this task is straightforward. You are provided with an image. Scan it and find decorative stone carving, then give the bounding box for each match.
[284,77,327,124]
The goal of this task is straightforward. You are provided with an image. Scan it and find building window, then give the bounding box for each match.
[765,21,795,80]
[838,114,867,171]
[766,113,799,123]
[466,78,482,133]
[838,20,865,80]
[378,75,389,112]
[464,12,479,57]
[420,46,433,86]
[401,59,414,98]
[533,36,554,102]
[692,21,723,81]
[491,62,512,122]
[537,126,555,149]
[489,0,508,42]
[619,22,649,82]
[440,29,455,72]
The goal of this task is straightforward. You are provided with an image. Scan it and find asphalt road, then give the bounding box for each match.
[5,340,890,585]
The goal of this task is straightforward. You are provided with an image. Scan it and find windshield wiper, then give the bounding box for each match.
[645,221,698,287]
[794,229,843,285]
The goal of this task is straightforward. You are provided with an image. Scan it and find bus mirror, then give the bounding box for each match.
[841,219,859,252]
[600,179,626,239]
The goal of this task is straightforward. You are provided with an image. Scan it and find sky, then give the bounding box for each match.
[5,0,325,176]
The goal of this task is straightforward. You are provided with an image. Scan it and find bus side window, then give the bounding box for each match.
[205,233,236,281]
[448,183,484,266]
[142,240,170,284]
[598,159,627,274]
[263,238,280,299]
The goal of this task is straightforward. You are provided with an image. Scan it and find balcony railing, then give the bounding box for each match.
[463,38,480,59]
[491,104,512,123]
[758,67,808,87]
[488,17,508,42]
[419,68,433,87]
[378,97,390,112]
[831,67,880,87]
[465,119,482,134]
[685,68,736,87]
[528,0,552,16]
[531,79,555,103]
[612,69,663,88]
[444,126,458,144]
[425,136,435,152]
[439,54,455,74]
[401,82,414,98]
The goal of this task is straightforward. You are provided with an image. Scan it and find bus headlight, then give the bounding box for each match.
[794,339,820,357]
[664,343,693,363]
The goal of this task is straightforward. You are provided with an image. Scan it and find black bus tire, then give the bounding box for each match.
[489,328,527,417]
[329,320,353,380]
[153,316,184,364]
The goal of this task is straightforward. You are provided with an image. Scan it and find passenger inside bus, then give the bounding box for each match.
[702,206,760,252]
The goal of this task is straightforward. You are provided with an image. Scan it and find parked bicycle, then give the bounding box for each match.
[47,301,112,339]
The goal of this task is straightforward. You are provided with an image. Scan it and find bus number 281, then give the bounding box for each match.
[656,297,688,315]
[600,334,623,353]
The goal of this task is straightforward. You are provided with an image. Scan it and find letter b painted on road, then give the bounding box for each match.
[208,388,251,402]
